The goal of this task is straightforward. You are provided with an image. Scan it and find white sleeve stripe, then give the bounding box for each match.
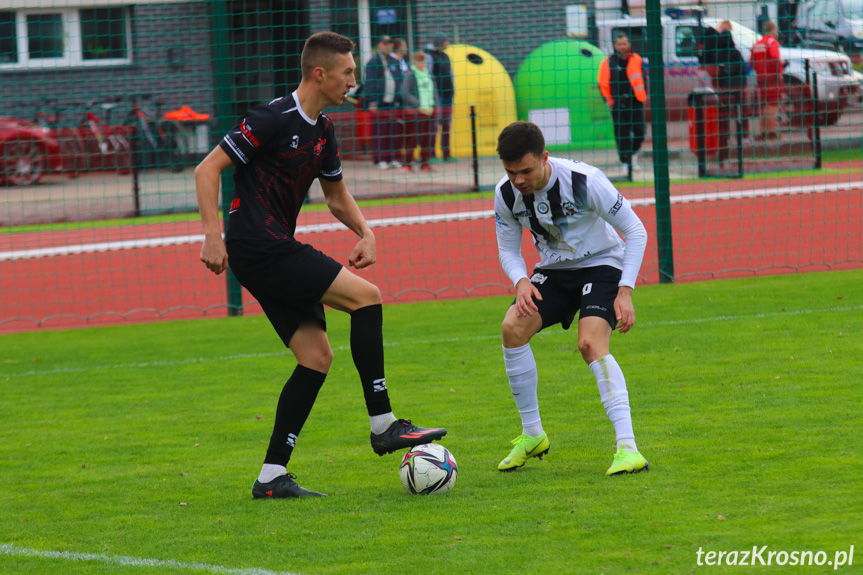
[222,136,248,164]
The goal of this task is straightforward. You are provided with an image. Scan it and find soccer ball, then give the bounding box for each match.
[399,443,458,495]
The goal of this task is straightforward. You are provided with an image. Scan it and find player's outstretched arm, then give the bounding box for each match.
[320,178,376,269]
[195,147,233,275]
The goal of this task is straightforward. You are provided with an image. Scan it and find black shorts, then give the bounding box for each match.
[226,239,343,346]
[516,266,622,331]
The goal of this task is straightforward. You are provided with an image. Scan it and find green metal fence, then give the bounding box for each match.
[1,0,861,332]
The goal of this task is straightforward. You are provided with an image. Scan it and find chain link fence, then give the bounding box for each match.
[1,0,861,331]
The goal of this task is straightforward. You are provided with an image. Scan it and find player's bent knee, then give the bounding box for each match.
[501,316,534,348]
[358,281,382,307]
[322,270,381,312]
[296,345,333,373]
[289,325,335,372]
[578,337,608,364]
[345,280,381,311]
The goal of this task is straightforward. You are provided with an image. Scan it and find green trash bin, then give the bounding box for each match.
[514,40,615,151]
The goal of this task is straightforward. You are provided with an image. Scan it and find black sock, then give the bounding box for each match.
[350,304,393,416]
[263,365,327,466]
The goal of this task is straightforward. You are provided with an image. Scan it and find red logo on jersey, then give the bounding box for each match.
[240,121,260,148]
[314,138,325,156]
[229,197,241,212]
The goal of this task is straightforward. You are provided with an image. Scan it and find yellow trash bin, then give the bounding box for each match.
[441,44,518,158]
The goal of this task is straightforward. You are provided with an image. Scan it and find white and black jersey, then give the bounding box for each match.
[494,156,647,288]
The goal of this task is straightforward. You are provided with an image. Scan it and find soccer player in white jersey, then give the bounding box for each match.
[493,121,649,476]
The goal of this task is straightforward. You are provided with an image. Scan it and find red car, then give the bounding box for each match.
[0,115,63,186]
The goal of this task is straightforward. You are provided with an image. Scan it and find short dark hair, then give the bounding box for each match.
[497,122,545,163]
[301,32,355,78]
[615,32,629,42]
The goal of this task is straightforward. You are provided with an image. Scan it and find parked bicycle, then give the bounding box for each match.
[77,97,132,173]
[128,94,182,172]
[33,98,86,178]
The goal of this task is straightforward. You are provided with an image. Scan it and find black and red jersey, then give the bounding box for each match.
[219,91,343,241]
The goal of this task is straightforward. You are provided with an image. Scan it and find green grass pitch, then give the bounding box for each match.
[1,270,861,574]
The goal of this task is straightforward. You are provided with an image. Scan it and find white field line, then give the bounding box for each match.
[0,209,488,261]
[0,543,300,575]
[1,181,860,262]
[2,304,858,380]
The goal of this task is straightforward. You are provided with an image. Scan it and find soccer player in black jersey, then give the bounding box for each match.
[195,32,446,499]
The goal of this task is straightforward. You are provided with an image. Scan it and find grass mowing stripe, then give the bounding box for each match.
[3,303,858,380]
[0,544,300,575]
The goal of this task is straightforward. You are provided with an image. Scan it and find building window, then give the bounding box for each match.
[27,13,65,60]
[81,7,127,61]
[0,12,17,64]
[0,7,131,70]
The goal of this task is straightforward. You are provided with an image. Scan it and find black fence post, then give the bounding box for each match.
[734,91,744,177]
[813,72,822,170]
[695,95,707,178]
[470,105,479,192]
[131,125,141,218]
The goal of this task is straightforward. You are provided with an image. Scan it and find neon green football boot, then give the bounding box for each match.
[497,432,550,471]
[606,446,650,476]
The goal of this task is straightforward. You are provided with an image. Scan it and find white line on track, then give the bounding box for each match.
[1,181,860,262]
[0,543,300,575]
[0,210,489,261]
[2,304,858,380]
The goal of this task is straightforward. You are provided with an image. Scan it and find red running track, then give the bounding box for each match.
[1,183,861,334]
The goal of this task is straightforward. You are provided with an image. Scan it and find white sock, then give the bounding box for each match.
[370,412,397,435]
[590,354,637,452]
[258,463,286,483]
[503,343,544,437]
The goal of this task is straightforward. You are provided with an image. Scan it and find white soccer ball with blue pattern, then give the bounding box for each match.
[399,443,458,494]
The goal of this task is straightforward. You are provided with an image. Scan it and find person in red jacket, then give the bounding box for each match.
[598,33,648,174]
[750,21,783,141]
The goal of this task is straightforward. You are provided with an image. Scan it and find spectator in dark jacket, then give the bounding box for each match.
[363,35,399,168]
[703,21,749,163]
[426,33,456,161]
[778,0,799,45]
[388,37,410,168]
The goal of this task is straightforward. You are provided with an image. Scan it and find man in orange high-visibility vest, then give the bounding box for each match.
[599,33,648,174]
